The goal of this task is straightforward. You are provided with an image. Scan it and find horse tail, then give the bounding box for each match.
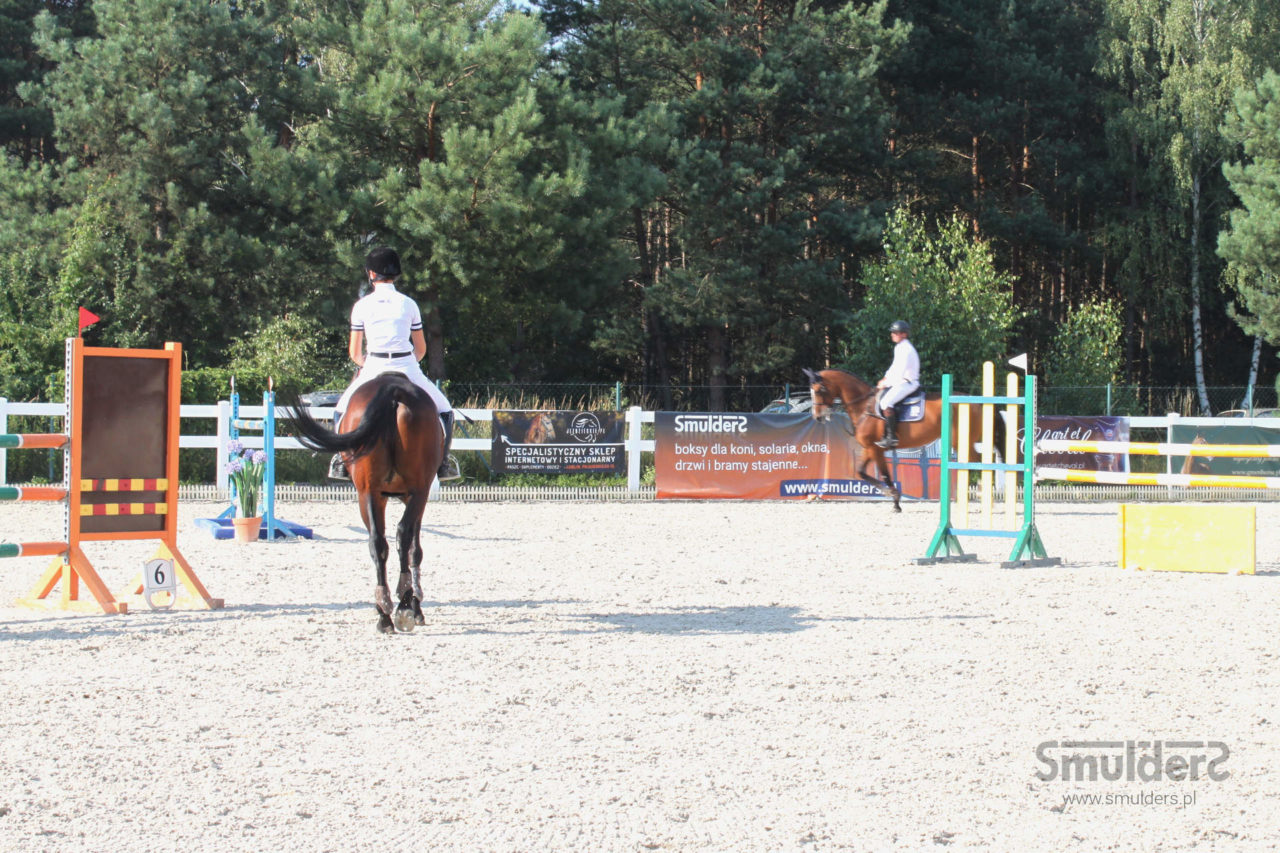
[283,380,408,462]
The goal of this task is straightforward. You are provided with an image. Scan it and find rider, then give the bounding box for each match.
[328,247,459,481]
[874,319,920,449]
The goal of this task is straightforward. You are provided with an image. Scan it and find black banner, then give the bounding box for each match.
[491,410,625,475]
[1033,416,1128,472]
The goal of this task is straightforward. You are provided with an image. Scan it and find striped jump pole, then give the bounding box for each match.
[0,542,68,558]
[1036,438,1280,489]
[1038,439,1280,458]
[0,434,68,449]
[0,486,68,502]
[1036,468,1280,490]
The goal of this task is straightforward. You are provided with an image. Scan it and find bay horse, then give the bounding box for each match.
[803,367,1004,512]
[286,373,445,633]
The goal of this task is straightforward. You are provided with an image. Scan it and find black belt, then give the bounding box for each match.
[369,351,413,358]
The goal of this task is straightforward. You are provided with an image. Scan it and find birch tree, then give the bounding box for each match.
[1101,0,1275,412]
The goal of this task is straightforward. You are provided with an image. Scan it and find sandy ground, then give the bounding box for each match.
[0,498,1277,852]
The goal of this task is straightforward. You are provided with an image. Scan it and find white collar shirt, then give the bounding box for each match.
[350,283,422,353]
[883,338,920,385]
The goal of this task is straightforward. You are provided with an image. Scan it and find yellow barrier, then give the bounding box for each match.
[1118,504,1255,575]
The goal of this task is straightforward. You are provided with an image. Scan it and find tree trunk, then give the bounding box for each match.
[1246,334,1262,410]
[424,283,447,381]
[1190,172,1210,414]
[707,323,727,411]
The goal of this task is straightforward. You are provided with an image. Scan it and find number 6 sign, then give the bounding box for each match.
[142,558,176,611]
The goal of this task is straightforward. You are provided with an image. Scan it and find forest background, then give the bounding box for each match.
[6,0,1280,415]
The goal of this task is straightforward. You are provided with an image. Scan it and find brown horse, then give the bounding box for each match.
[286,373,445,633]
[803,367,1002,512]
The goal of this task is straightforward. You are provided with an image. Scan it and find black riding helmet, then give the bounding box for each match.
[889,320,911,334]
[365,246,401,279]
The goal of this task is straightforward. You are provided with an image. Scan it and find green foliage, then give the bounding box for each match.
[1042,298,1135,413]
[0,244,70,399]
[227,314,347,392]
[1221,69,1280,343]
[2,0,1280,405]
[841,207,1018,390]
[1045,299,1125,386]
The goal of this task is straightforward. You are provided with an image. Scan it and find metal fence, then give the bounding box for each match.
[445,382,1279,418]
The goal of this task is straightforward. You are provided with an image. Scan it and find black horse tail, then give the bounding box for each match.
[283,379,411,463]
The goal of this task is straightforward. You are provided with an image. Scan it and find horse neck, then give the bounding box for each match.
[828,370,873,405]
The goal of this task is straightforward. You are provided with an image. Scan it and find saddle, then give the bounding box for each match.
[875,387,926,423]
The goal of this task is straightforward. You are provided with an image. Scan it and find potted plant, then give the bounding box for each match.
[225,440,267,542]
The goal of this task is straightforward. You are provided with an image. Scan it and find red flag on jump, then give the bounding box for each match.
[77,307,100,337]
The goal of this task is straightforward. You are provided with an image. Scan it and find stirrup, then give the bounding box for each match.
[328,454,350,481]
[437,455,461,481]
[875,437,898,449]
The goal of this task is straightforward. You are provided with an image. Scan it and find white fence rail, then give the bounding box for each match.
[3,401,1275,497]
[0,400,657,492]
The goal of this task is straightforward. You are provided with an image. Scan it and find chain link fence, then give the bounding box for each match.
[448,382,1279,419]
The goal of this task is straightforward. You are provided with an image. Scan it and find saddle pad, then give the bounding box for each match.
[897,393,925,423]
[878,388,926,423]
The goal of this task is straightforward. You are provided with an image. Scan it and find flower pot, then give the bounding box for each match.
[232,515,262,543]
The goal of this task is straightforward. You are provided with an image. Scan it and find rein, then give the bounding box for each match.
[819,381,878,437]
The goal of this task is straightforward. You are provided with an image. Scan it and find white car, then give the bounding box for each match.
[760,393,845,414]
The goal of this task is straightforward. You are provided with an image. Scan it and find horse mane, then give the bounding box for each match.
[820,367,872,386]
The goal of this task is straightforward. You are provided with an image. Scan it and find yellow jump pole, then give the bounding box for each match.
[980,361,994,529]
[957,402,971,524]
[1005,372,1018,530]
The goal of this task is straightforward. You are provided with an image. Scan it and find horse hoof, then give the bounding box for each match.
[893,504,902,513]
[377,615,395,634]
[392,607,416,633]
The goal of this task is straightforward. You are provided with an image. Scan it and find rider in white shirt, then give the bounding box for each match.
[329,247,458,480]
[874,320,920,448]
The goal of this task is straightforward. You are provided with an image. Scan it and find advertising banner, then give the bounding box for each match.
[1033,416,1129,472]
[1169,423,1280,477]
[491,410,625,475]
[654,412,949,500]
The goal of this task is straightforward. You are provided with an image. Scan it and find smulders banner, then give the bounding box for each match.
[654,412,948,500]
[491,410,625,475]
[1033,416,1129,472]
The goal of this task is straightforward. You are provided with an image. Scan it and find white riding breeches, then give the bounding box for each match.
[336,355,452,418]
[879,380,919,411]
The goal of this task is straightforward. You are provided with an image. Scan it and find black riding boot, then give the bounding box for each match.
[437,411,460,480]
[876,409,899,449]
[328,410,350,480]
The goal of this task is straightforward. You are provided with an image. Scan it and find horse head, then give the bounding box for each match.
[804,368,836,420]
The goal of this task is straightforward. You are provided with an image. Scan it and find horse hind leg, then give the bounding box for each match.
[859,452,902,512]
[392,490,430,633]
[410,514,426,626]
[362,491,395,634]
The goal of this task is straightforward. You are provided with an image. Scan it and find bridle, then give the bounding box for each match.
[808,374,877,437]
